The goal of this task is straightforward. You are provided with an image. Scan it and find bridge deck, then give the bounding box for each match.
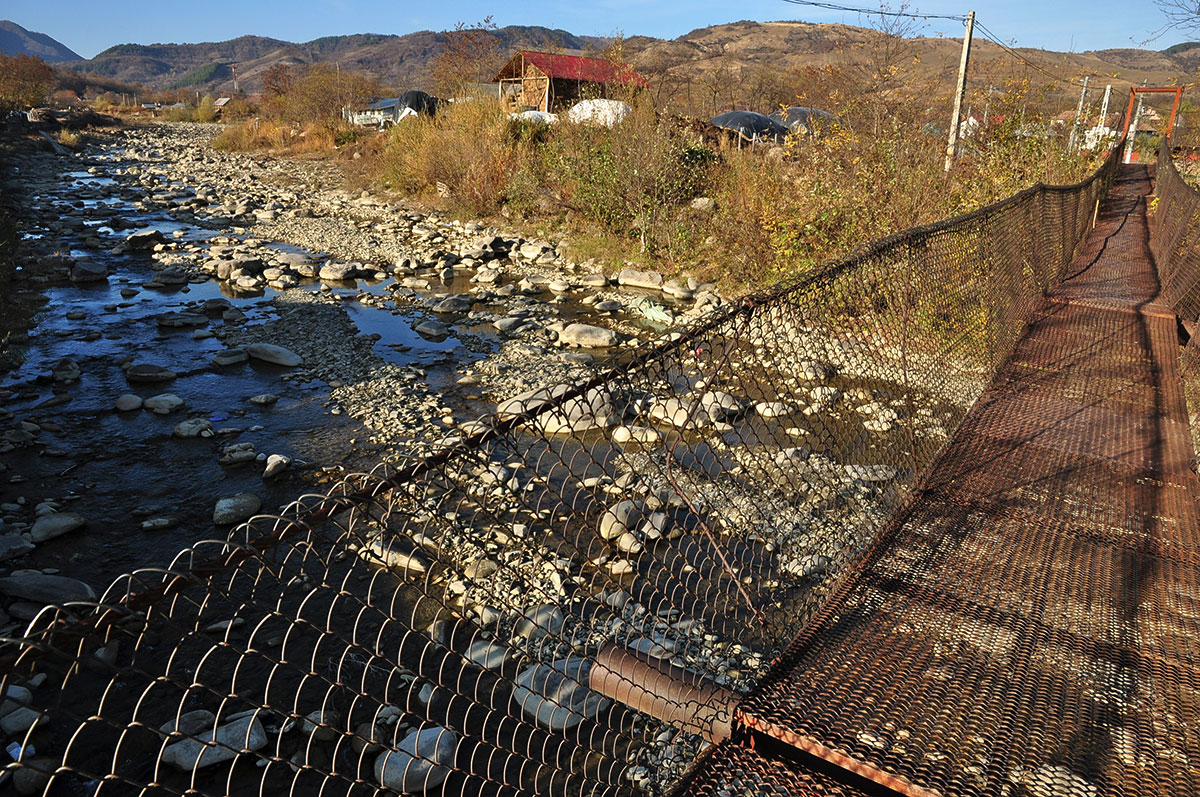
[687,165,1200,796]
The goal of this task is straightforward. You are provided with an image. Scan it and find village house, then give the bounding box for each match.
[492,50,647,113]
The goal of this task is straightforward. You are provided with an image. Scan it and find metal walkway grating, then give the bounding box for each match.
[687,166,1200,795]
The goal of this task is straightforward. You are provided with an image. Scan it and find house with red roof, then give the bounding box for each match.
[493,50,647,113]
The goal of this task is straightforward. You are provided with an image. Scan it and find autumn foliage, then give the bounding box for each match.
[0,54,56,112]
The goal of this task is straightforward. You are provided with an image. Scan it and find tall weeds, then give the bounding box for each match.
[376,101,524,216]
[360,79,1102,291]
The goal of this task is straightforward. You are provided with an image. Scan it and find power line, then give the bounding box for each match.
[777,2,1098,89]
[972,19,1086,87]
[777,0,967,22]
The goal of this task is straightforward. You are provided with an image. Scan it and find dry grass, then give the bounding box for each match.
[355,78,1102,291]
[213,120,339,155]
[54,128,82,150]
[374,100,528,216]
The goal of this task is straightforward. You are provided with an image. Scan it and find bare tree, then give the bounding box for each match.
[1153,1,1200,34]
[261,64,295,99]
[432,16,499,99]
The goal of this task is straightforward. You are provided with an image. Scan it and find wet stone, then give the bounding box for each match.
[125,363,177,383]
[211,349,249,366]
[173,418,214,438]
[212,493,261,525]
[30,512,85,544]
[374,727,457,792]
[143,393,184,414]
[114,394,142,412]
[0,573,96,604]
[160,715,267,771]
[0,534,35,563]
[245,343,303,367]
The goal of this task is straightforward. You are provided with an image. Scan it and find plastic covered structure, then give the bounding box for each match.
[567,99,632,127]
[709,111,789,144]
[767,106,840,137]
[400,89,440,117]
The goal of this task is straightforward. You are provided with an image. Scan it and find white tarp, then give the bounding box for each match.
[567,99,632,128]
[510,110,558,125]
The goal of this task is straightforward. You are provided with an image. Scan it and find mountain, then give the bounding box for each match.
[66,27,604,94]
[621,20,1193,108]
[57,19,1194,108]
[0,20,82,62]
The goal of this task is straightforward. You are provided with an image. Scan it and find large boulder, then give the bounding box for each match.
[432,295,474,315]
[318,262,355,281]
[0,573,95,604]
[558,323,618,349]
[30,512,85,543]
[125,229,165,250]
[71,260,108,282]
[616,268,664,291]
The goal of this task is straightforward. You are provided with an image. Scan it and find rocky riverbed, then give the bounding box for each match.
[0,122,732,600]
[0,122,982,795]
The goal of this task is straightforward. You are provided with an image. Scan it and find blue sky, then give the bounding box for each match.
[6,0,1186,60]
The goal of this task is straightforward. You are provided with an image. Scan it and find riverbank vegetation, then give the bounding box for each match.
[204,45,1109,291]
[354,75,1103,288]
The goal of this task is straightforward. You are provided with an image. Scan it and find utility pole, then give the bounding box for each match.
[232,64,240,95]
[1099,83,1112,127]
[944,10,975,172]
[1068,75,1089,153]
[1125,88,1145,164]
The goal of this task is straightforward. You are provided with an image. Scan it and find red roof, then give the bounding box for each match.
[498,50,648,88]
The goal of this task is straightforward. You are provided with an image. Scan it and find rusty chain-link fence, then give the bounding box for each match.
[0,142,1124,797]
[1153,143,1200,463]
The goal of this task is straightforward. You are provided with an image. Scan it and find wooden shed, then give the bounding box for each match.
[493,50,647,113]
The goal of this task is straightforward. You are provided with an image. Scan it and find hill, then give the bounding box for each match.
[55,19,1194,112]
[67,27,603,95]
[621,20,1192,111]
[0,19,81,62]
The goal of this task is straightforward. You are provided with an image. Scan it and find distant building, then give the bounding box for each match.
[492,50,647,113]
[344,97,416,128]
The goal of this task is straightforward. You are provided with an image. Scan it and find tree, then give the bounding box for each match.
[0,54,56,112]
[261,63,295,98]
[279,64,381,128]
[1153,1,1200,34]
[196,94,217,122]
[432,16,499,99]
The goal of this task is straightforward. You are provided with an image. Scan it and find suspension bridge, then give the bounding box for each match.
[3,137,1200,797]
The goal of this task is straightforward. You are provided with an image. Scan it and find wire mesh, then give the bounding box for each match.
[1153,143,1200,465]
[686,155,1200,797]
[0,145,1125,797]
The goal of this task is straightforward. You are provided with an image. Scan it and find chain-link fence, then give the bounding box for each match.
[1153,143,1200,463]
[0,144,1123,797]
